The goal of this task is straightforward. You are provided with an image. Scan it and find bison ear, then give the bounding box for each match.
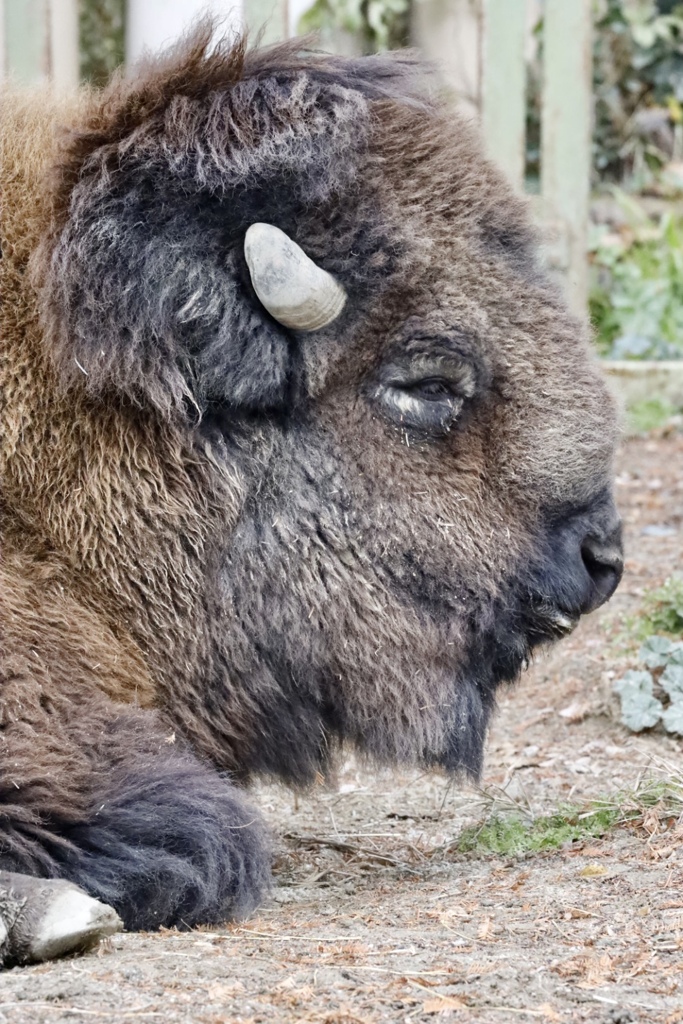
[34,30,381,421]
[38,186,295,420]
[244,224,346,331]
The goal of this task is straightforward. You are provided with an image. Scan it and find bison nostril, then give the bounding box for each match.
[580,535,623,610]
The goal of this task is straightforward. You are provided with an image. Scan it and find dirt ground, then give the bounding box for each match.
[2,432,683,1024]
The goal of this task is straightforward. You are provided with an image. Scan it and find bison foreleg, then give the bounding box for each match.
[0,695,271,939]
[0,871,121,966]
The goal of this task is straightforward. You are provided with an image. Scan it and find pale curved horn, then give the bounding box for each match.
[244,223,347,332]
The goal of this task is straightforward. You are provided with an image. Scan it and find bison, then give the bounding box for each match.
[0,24,623,965]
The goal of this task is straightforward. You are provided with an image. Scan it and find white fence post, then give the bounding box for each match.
[0,0,5,79]
[481,0,527,193]
[540,0,593,315]
[243,0,288,44]
[2,0,78,87]
[3,0,50,83]
[49,0,78,90]
[411,0,481,119]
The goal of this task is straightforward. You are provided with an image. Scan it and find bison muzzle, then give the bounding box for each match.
[0,24,622,963]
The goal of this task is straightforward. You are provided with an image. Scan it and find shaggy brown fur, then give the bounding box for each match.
[0,23,621,934]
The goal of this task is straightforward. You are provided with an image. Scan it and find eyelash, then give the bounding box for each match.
[378,383,465,434]
[402,378,455,401]
[374,353,478,435]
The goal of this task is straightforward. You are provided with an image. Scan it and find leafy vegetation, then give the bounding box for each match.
[455,804,623,857]
[613,631,683,732]
[627,397,679,431]
[528,1,683,187]
[592,0,683,186]
[589,191,683,358]
[79,0,125,86]
[453,777,683,858]
[638,575,683,636]
[298,0,409,53]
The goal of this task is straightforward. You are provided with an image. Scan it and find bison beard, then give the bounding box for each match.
[0,24,622,955]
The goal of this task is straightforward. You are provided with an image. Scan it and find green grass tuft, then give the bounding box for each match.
[627,397,677,435]
[616,576,683,650]
[452,779,682,859]
[636,576,683,640]
[589,194,683,361]
[455,805,622,857]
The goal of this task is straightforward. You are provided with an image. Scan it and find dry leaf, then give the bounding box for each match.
[511,870,531,890]
[559,701,590,723]
[579,863,608,878]
[643,805,663,837]
[553,956,588,979]
[563,906,596,919]
[478,915,493,940]
[537,1004,562,1022]
[465,961,496,978]
[207,981,246,1000]
[338,942,371,956]
[584,953,613,987]
[423,995,468,1013]
[272,985,316,1008]
[320,1010,371,1024]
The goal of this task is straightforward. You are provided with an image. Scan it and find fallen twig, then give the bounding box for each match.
[283,832,421,874]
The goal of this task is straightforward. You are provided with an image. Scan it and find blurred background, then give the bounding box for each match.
[3,0,683,430]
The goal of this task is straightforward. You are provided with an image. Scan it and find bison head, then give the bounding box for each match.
[37,28,622,785]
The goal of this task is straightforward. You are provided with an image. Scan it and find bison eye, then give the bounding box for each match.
[405,378,455,401]
[376,360,477,435]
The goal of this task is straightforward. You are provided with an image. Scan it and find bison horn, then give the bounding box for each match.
[244,223,347,331]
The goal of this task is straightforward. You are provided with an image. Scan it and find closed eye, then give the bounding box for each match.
[378,381,466,434]
[375,359,477,435]
[402,378,457,401]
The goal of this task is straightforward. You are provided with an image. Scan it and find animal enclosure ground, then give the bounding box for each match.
[2,432,683,1024]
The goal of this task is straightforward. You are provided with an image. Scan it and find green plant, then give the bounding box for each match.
[298,0,409,53]
[639,576,683,634]
[79,0,125,87]
[589,191,683,358]
[452,776,683,858]
[455,804,623,856]
[613,632,683,732]
[627,397,678,431]
[527,1,683,186]
[593,0,683,186]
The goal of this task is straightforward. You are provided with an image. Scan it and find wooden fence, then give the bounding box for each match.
[412,0,593,313]
[0,0,79,89]
[0,0,593,312]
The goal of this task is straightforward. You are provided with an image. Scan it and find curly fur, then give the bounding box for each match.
[0,22,621,931]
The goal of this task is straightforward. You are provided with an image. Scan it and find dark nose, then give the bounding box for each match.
[580,523,623,613]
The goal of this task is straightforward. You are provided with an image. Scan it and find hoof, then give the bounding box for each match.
[26,886,122,963]
[0,874,122,965]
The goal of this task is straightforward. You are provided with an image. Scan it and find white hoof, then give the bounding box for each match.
[27,889,122,963]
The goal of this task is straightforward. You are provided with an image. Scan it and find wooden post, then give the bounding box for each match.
[411,0,482,120]
[481,0,527,192]
[3,0,49,83]
[0,0,5,79]
[540,0,593,315]
[49,0,79,90]
[243,0,288,44]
